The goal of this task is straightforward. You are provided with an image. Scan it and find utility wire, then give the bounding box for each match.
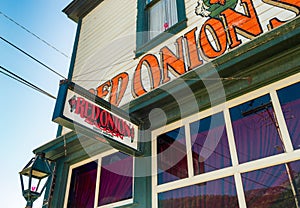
[0,10,70,59]
[0,65,56,100]
[71,34,187,79]
[0,36,66,79]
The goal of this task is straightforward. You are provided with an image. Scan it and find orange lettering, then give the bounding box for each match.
[97,80,111,99]
[110,72,129,106]
[220,0,263,48]
[160,37,186,83]
[132,54,161,97]
[184,28,204,70]
[200,18,227,59]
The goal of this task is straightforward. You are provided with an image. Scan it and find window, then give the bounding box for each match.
[98,152,133,206]
[277,82,300,150]
[152,74,300,208]
[136,0,187,56]
[157,126,188,185]
[67,161,98,208]
[229,94,285,163]
[65,151,134,208]
[242,161,300,208]
[158,176,238,207]
[147,0,178,39]
[190,112,231,175]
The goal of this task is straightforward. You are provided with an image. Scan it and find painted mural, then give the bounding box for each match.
[73,0,300,107]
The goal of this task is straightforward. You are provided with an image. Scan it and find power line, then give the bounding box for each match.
[71,35,188,80]
[0,65,56,100]
[72,57,133,79]
[0,10,70,59]
[0,36,66,79]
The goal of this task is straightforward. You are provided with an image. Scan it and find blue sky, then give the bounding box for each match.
[0,1,76,207]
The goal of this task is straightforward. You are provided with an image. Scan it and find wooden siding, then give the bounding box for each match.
[71,0,299,107]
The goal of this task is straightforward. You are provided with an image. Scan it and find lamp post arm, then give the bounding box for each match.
[25,200,33,208]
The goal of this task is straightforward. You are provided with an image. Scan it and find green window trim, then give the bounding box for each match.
[136,0,187,58]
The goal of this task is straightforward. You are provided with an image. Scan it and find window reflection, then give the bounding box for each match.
[242,161,300,208]
[157,127,188,184]
[230,94,285,163]
[190,112,231,175]
[98,152,133,206]
[158,176,238,207]
[67,161,98,208]
[277,82,300,150]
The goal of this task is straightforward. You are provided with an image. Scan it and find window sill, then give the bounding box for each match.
[98,198,134,208]
[135,19,187,58]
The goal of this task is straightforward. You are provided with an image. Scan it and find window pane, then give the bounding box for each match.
[158,176,238,207]
[98,152,133,206]
[190,112,231,175]
[277,82,300,150]
[242,161,300,208]
[149,0,178,39]
[67,161,98,208]
[166,0,178,27]
[230,94,285,163]
[157,126,188,184]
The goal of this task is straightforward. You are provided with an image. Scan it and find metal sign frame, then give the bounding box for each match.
[52,80,143,156]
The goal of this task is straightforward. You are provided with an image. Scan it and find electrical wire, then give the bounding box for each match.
[0,10,70,59]
[0,36,66,79]
[0,65,56,100]
[72,55,134,79]
[71,34,191,80]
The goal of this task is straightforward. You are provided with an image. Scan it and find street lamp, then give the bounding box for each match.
[19,152,52,208]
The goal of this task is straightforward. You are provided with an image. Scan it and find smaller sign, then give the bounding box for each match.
[53,81,141,156]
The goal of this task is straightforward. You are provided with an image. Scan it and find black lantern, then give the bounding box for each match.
[19,152,52,208]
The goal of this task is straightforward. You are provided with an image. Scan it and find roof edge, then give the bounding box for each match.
[63,0,104,22]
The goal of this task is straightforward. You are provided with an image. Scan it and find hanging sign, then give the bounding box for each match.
[52,80,141,156]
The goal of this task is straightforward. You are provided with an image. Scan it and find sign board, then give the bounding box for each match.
[52,81,142,156]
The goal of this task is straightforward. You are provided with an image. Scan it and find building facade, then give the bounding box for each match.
[36,0,300,207]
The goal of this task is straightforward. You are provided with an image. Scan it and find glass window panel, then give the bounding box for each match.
[67,161,98,208]
[289,160,300,203]
[190,112,231,175]
[149,0,164,39]
[158,176,238,207]
[242,162,300,208]
[157,126,188,184]
[148,0,178,39]
[230,94,285,163]
[277,82,300,150]
[98,152,133,206]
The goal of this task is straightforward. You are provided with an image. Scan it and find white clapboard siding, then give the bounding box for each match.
[72,0,137,91]
[71,0,299,106]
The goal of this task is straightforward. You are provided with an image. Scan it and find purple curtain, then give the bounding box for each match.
[156,91,300,207]
[74,170,97,208]
[277,82,300,150]
[191,124,231,174]
[231,106,284,163]
[157,127,188,184]
[157,116,238,207]
[281,99,300,150]
[98,155,133,206]
[158,176,238,208]
[67,162,97,208]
